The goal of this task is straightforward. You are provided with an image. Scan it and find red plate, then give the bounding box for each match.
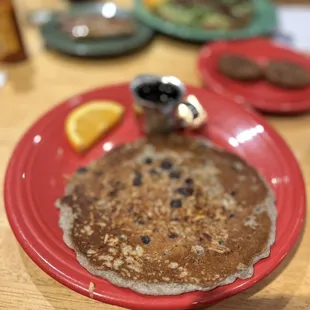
[4,83,306,310]
[198,38,310,114]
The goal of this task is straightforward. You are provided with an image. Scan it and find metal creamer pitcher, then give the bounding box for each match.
[130,74,207,135]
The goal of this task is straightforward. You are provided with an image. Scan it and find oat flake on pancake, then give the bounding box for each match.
[56,135,276,295]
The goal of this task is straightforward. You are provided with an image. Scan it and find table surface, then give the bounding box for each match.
[1,0,310,309]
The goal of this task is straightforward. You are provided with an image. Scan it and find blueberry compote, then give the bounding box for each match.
[137,81,180,104]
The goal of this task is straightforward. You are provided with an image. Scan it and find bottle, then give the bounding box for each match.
[0,0,27,63]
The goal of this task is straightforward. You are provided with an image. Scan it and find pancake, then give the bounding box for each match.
[264,60,310,89]
[218,54,263,81]
[56,135,276,295]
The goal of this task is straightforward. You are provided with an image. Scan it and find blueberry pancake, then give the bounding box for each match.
[218,54,263,81]
[264,60,310,89]
[56,135,276,295]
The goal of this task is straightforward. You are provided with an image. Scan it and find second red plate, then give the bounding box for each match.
[4,83,306,309]
[198,38,310,114]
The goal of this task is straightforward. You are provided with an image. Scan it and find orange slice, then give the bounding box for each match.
[65,100,124,152]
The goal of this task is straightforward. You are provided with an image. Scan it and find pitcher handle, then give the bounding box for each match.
[177,94,207,130]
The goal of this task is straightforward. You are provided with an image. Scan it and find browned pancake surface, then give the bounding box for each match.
[57,135,276,295]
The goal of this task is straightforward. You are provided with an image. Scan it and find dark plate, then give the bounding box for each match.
[40,3,154,57]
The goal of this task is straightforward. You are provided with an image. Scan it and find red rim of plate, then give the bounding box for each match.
[4,83,306,310]
[197,38,310,114]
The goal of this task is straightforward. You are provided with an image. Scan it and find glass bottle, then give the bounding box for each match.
[0,0,27,63]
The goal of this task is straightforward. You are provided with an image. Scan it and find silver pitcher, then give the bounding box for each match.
[130,74,207,135]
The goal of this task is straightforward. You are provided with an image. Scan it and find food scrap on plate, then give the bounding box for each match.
[59,14,137,40]
[147,0,253,30]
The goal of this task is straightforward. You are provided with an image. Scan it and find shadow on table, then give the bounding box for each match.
[19,221,306,310]
[5,61,35,93]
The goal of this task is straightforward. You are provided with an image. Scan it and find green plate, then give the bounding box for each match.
[40,3,154,57]
[134,0,277,42]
